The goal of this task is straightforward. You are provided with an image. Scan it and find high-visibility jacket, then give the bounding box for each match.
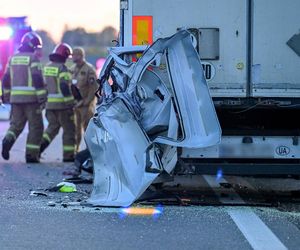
[1,52,47,104]
[44,62,74,110]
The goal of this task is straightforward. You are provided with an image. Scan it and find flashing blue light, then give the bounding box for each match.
[152,204,164,220]
[216,169,223,181]
[0,26,13,40]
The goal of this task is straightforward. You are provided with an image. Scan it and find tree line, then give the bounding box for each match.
[37,26,118,65]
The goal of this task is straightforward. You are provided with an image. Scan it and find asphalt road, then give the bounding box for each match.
[1,120,300,250]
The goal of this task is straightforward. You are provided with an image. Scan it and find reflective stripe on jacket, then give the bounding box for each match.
[3,52,47,104]
[44,62,74,110]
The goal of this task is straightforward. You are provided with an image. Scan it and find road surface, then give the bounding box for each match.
[1,120,300,250]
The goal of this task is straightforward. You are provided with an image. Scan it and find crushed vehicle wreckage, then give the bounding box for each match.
[84,30,222,207]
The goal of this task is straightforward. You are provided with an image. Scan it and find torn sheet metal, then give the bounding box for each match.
[85,30,222,207]
[86,99,161,207]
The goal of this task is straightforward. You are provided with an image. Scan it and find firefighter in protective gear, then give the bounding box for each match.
[40,43,76,162]
[70,47,97,152]
[1,32,47,163]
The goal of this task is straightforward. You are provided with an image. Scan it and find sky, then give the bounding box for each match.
[0,0,120,41]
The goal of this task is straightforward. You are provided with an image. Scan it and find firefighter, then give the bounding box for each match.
[70,47,97,152]
[40,43,76,162]
[1,32,47,163]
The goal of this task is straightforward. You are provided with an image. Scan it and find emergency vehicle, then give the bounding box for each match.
[0,16,31,119]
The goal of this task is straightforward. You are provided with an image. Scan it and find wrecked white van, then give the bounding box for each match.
[85,30,221,207]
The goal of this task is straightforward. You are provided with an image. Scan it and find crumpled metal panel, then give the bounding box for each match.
[137,70,172,133]
[86,98,161,207]
[85,30,222,207]
[119,31,222,147]
[154,31,221,148]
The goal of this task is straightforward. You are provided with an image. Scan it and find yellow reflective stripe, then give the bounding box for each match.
[44,67,59,77]
[47,97,65,103]
[57,76,62,94]
[43,133,51,143]
[0,80,2,96]
[11,56,30,65]
[10,66,13,84]
[63,145,75,152]
[47,96,74,103]
[56,77,61,94]
[59,72,72,81]
[28,67,32,87]
[3,89,11,94]
[36,89,47,95]
[6,131,16,140]
[31,62,42,70]
[64,96,74,102]
[11,90,36,96]
[26,144,40,150]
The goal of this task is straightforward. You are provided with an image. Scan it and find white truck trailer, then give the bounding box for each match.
[118,0,300,175]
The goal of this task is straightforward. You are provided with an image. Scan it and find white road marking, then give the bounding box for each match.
[203,175,287,250]
[229,208,287,250]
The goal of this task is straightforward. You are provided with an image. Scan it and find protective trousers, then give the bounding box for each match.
[41,109,75,161]
[3,103,43,161]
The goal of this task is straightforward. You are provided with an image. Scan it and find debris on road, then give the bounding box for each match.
[61,201,81,208]
[63,176,93,184]
[57,182,77,193]
[46,182,77,193]
[46,185,60,192]
[220,183,233,189]
[62,167,80,176]
[30,191,48,197]
[47,201,56,207]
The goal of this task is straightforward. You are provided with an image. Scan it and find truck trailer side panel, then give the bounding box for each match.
[122,0,300,98]
[124,0,249,98]
[252,0,300,97]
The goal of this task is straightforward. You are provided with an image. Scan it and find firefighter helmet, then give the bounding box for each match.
[20,32,43,50]
[50,43,73,60]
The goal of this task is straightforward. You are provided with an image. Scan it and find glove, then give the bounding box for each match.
[71,85,82,101]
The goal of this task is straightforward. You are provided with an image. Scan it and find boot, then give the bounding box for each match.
[74,149,91,173]
[26,156,40,163]
[39,140,50,157]
[1,137,14,160]
[63,157,75,163]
